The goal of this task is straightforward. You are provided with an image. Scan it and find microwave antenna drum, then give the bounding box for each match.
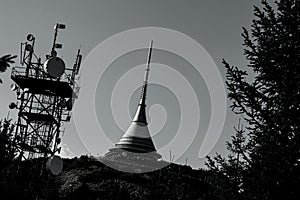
[44,57,65,78]
[47,155,63,175]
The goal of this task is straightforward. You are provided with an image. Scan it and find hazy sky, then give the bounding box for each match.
[0,0,261,168]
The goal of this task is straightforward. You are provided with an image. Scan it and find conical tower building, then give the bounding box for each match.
[106,41,161,161]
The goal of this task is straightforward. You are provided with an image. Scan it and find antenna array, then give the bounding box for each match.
[9,23,82,159]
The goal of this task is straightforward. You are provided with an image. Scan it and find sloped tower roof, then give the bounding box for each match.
[115,40,158,154]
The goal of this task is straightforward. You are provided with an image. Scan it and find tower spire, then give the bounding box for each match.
[133,40,153,123]
[106,40,161,163]
[111,40,159,154]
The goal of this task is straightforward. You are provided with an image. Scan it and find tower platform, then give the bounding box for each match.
[11,67,78,99]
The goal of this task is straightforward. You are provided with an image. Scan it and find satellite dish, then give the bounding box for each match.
[66,98,75,111]
[26,34,35,41]
[58,99,67,108]
[10,84,18,91]
[9,102,17,109]
[47,155,63,175]
[44,57,65,78]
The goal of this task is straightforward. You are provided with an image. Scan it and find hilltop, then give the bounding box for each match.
[0,155,216,200]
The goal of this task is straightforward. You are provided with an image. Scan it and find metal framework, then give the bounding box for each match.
[9,23,82,159]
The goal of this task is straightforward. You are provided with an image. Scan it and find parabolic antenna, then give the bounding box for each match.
[44,57,65,78]
[47,155,63,175]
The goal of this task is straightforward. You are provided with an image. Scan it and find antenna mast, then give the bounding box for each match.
[139,40,153,105]
[132,40,153,123]
[9,23,82,160]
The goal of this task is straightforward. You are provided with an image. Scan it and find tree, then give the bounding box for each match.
[206,120,250,200]
[206,0,300,199]
[0,118,15,169]
[0,54,17,83]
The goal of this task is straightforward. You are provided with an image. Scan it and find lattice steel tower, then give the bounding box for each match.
[9,23,82,159]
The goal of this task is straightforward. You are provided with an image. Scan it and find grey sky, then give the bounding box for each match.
[0,0,260,168]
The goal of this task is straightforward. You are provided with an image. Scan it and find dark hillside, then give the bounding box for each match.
[0,156,216,200]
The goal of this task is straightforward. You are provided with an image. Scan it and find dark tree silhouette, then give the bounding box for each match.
[206,120,250,200]
[206,0,300,199]
[0,118,15,169]
[0,54,17,83]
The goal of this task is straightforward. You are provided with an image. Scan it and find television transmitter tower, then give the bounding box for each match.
[9,23,82,159]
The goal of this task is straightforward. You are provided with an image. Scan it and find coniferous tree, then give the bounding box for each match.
[0,118,15,169]
[207,0,300,199]
[206,119,249,200]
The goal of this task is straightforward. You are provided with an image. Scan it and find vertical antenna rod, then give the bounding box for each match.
[139,40,153,105]
[144,40,153,86]
[133,40,153,123]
